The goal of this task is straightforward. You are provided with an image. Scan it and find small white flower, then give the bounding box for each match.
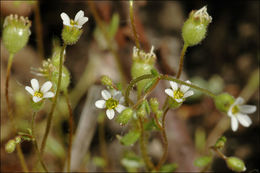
[95,89,126,120]
[194,6,212,23]
[227,97,256,132]
[60,10,88,29]
[165,80,194,103]
[25,79,54,103]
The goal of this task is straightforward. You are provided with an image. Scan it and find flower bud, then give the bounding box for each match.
[214,136,227,149]
[15,136,22,144]
[226,157,246,172]
[182,6,212,47]
[2,14,31,54]
[116,108,134,125]
[150,98,159,113]
[214,93,234,112]
[131,46,156,95]
[101,75,113,86]
[62,26,82,45]
[156,110,163,118]
[5,139,16,153]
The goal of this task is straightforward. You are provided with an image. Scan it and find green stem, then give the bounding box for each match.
[176,44,188,79]
[40,44,67,154]
[129,0,140,49]
[5,53,29,172]
[31,112,48,172]
[64,91,74,173]
[210,147,227,160]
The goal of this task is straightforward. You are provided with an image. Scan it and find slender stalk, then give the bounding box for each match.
[176,44,188,79]
[34,0,44,60]
[5,54,29,172]
[138,117,155,171]
[156,107,169,170]
[40,44,67,154]
[64,91,74,172]
[31,112,48,172]
[129,0,140,49]
[87,1,127,85]
[153,113,162,130]
[210,147,227,160]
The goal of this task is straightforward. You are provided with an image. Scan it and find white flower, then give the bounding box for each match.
[227,97,256,132]
[60,10,88,29]
[25,79,54,103]
[193,6,212,23]
[165,80,194,103]
[95,89,126,120]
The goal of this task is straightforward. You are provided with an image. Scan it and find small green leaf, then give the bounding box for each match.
[120,131,140,146]
[151,68,159,76]
[143,78,157,93]
[108,13,119,39]
[160,163,178,172]
[194,156,212,167]
[144,120,160,131]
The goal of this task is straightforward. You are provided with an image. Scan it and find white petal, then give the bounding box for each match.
[78,17,88,26]
[40,81,52,93]
[60,12,70,25]
[234,97,244,105]
[237,113,252,127]
[33,96,42,103]
[165,89,174,98]
[106,109,115,120]
[115,104,126,113]
[183,90,194,98]
[239,105,257,114]
[43,92,54,98]
[175,98,183,103]
[31,79,39,91]
[180,80,191,93]
[95,100,106,109]
[114,91,122,100]
[74,10,84,22]
[101,90,111,100]
[231,116,239,131]
[227,107,233,117]
[25,86,34,96]
[169,81,178,91]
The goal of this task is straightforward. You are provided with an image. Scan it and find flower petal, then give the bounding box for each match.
[165,89,174,98]
[234,97,244,105]
[43,92,54,98]
[170,81,178,91]
[74,10,84,22]
[180,80,191,93]
[101,90,111,100]
[25,86,34,96]
[31,79,39,91]
[231,116,238,131]
[95,100,106,109]
[115,104,126,113]
[33,96,42,103]
[78,17,88,26]
[106,109,115,120]
[175,98,183,103]
[239,105,257,114]
[60,12,70,25]
[183,90,194,98]
[40,81,52,93]
[237,113,252,127]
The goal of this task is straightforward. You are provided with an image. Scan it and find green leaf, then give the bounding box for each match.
[120,131,140,146]
[108,13,119,39]
[143,77,157,93]
[144,120,160,131]
[194,156,212,167]
[151,68,159,76]
[160,163,178,172]
[93,156,106,167]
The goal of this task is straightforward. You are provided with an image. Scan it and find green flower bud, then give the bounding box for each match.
[150,98,159,113]
[101,75,113,86]
[137,105,146,118]
[61,26,82,45]
[214,136,227,149]
[15,136,22,144]
[182,6,212,47]
[116,108,134,125]
[131,46,156,95]
[5,139,16,153]
[226,157,246,172]
[214,93,235,112]
[156,110,163,118]
[2,14,31,54]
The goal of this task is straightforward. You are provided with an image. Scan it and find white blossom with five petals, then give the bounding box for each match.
[165,81,194,103]
[25,79,54,103]
[60,10,88,29]
[95,90,126,120]
[227,97,256,132]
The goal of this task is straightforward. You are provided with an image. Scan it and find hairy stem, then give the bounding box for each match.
[176,44,188,79]
[129,0,140,49]
[31,112,48,172]
[41,44,67,154]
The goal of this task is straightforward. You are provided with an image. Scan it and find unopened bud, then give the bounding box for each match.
[150,98,159,113]
[226,157,246,172]
[214,136,227,149]
[214,93,234,112]
[101,75,113,86]
[116,108,134,125]
[5,140,16,153]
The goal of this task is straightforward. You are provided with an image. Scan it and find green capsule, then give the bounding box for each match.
[214,93,235,113]
[226,157,246,172]
[61,25,82,45]
[5,139,16,153]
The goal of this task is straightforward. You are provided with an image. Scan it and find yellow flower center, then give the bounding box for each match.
[106,98,118,110]
[173,90,184,99]
[232,105,239,115]
[70,20,78,26]
[34,91,43,98]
